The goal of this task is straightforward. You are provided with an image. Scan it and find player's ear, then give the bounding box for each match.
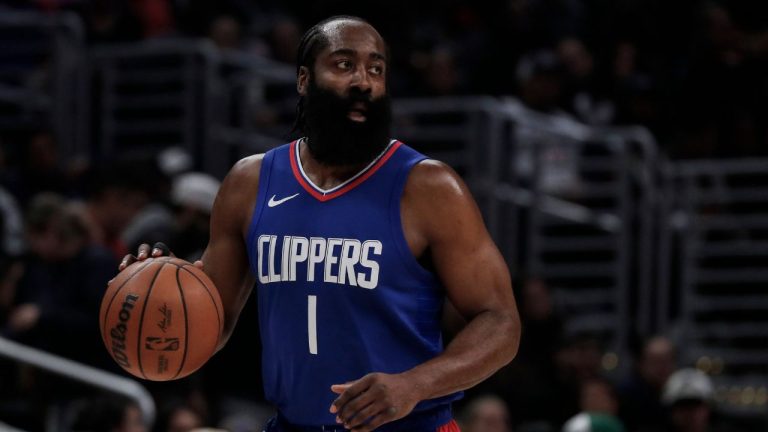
[297,66,309,96]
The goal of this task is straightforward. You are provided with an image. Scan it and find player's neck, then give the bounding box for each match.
[298,140,371,189]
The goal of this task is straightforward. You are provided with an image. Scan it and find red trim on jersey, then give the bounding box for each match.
[437,419,461,432]
[290,140,403,202]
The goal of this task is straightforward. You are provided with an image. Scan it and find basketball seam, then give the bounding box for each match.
[101,260,153,346]
[180,265,223,343]
[136,262,167,380]
[172,266,190,380]
[160,256,182,267]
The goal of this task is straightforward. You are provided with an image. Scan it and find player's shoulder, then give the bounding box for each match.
[215,154,264,208]
[403,158,482,241]
[406,158,468,199]
[221,154,264,190]
[212,154,265,229]
[230,153,265,178]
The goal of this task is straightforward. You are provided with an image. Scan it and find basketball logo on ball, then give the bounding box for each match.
[99,257,224,381]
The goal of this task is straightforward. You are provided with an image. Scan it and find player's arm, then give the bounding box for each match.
[399,160,520,394]
[331,161,520,431]
[200,155,261,350]
[118,155,262,351]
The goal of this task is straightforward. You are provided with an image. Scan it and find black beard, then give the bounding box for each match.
[302,79,392,166]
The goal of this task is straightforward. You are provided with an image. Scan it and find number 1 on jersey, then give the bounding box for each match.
[308,295,318,355]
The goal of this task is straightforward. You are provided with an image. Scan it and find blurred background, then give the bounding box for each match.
[0,0,767,431]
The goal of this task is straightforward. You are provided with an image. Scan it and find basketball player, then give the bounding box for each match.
[121,16,520,432]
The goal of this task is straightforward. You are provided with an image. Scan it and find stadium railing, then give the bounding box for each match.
[497,99,662,373]
[660,158,768,416]
[88,39,219,163]
[0,8,86,159]
[206,48,296,177]
[87,36,296,177]
[0,336,155,429]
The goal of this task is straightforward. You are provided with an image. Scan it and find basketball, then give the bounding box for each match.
[99,257,223,381]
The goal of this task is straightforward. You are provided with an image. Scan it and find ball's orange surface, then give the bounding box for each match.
[99,257,223,381]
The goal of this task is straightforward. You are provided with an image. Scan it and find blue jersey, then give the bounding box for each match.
[245,139,461,426]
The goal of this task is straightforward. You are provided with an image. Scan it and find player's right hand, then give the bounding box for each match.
[118,241,172,271]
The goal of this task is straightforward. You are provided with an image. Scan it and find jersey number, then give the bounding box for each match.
[308,295,318,355]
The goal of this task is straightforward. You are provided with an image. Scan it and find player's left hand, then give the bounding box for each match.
[330,372,420,431]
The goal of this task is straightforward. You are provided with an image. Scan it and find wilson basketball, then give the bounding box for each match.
[99,257,223,381]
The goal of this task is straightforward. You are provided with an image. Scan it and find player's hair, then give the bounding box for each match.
[293,15,369,135]
[295,15,369,76]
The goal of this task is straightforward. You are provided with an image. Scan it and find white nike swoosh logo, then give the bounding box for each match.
[268,193,300,208]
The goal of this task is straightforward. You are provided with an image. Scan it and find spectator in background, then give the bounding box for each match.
[208,14,243,51]
[411,46,463,97]
[557,37,614,125]
[610,41,659,134]
[2,130,71,207]
[517,277,564,368]
[549,333,607,424]
[157,147,194,179]
[3,193,115,366]
[460,395,513,432]
[168,172,220,262]
[618,336,676,432]
[153,400,205,432]
[675,3,768,158]
[580,378,619,417]
[661,368,734,432]
[562,413,624,432]
[267,17,302,64]
[122,170,220,262]
[80,162,151,261]
[71,394,147,432]
[121,148,193,253]
[121,152,175,256]
[566,378,626,432]
[516,50,565,114]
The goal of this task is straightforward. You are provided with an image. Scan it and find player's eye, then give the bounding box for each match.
[369,65,384,75]
[337,60,352,70]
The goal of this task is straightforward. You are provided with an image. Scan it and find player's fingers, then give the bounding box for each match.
[193,260,203,269]
[336,389,377,425]
[118,254,137,271]
[137,243,152,260]
[151,242,172,257]
[330,375,373,414]
[330,383,351,395]
[351,407,397,432]
[343,401,380,430]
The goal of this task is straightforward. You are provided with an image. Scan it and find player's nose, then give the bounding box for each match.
[349,64,372,92]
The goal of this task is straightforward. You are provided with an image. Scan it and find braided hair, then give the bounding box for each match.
[293,15,369,135]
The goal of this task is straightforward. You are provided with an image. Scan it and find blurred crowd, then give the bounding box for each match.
[456,277,744,432]
[1,0,767,431]
[8,0,768,159]
[0,137,250,431]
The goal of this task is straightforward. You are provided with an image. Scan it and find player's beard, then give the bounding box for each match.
[302,78,392,166]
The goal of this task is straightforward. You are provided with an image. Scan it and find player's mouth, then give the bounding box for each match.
[348,102,368,122]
